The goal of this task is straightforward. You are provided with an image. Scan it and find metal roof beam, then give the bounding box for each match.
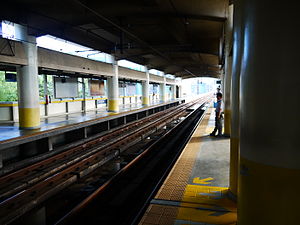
[122,13,226,23]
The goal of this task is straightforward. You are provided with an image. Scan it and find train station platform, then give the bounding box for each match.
[139,107,237,225]
[0,101,166,142]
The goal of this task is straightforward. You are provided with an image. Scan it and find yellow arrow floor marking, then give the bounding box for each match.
[193,177,214,184]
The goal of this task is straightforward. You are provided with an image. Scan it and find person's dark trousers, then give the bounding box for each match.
[211,116,223,136]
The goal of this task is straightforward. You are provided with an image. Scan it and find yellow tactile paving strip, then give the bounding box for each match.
[139,108,237,225]
[155,109,211,202]
[139,204,178,225]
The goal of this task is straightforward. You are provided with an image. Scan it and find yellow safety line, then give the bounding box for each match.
[141,107,237,225]
[175,107,237,224]
[0,103,18,107]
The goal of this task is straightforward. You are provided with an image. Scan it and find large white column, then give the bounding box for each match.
[224,4,233,138]
[159,74,166,102]
[178,85,182,98]
[43,74,48,116]
[142,67,150,106]
[171,85,176,100]
[107,58,119,112]
[81,77,86,112]
[237,1,300,224]
[229,0,244,198]
[15,24,40,129]
[223,4,236,198]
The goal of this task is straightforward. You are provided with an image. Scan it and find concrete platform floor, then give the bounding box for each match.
[0,101,162,142]
[139,107,236,225]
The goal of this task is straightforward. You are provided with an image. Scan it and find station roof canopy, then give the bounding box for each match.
[2,0,228,78]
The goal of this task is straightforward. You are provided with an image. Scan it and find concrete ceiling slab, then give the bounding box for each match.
[1,0,228,78]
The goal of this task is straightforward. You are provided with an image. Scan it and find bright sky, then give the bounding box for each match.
[182,77,218,96]
[37,35,114,64]
[37,35,170,77]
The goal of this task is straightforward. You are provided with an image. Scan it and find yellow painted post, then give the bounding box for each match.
[224,109,231,135]
[229,137,239,196]
[18,108,40,128]
[107,58,119,112]
[16,25,40,129]
[142,97,149,105]
[142,67,150,106]
[108,99,119,112]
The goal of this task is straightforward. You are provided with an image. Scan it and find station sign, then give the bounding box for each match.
[90,80,105,96]
[5,72,17,82]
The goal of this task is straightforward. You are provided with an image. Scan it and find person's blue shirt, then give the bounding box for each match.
[215,99,224,113]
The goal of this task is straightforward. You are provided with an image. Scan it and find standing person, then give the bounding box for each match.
[210,92,224,137]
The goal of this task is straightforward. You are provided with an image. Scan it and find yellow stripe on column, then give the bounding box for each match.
[108,99,119,112]
[229,137,239,196]
[238,157,300,225]
[224,109,231,136]
[142,97,149,105]
[19,107,40,129]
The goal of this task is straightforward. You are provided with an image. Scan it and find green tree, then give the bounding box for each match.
[47,75,54,98]
[39,75,45,99]
[0,71,18,101]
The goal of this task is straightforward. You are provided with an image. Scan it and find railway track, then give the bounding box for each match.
[55,98,210,225]
[0,95,211,225]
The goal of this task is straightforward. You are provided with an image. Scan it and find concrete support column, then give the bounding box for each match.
[82,77,86,112]
[224,58,232,137]
[171,85,176,100]
[142,67,150,106]
[107,58,119,112]
[221,74,225,95]
[16,25,40,129]
[159,74,166,102]
[229,1,243,197]
[178,85,181,98]
[237,1,300,224]
[224,4,233,137]
[178,85,182,98]
[43,74,48,117]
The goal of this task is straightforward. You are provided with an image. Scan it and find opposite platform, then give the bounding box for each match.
[139,107,237,225]
[0,100,184,170]
[0,100,178,144]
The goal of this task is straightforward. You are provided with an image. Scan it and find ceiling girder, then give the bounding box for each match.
[123,12,226,23]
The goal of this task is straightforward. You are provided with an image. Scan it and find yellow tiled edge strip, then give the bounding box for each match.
[139,108,237,225]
